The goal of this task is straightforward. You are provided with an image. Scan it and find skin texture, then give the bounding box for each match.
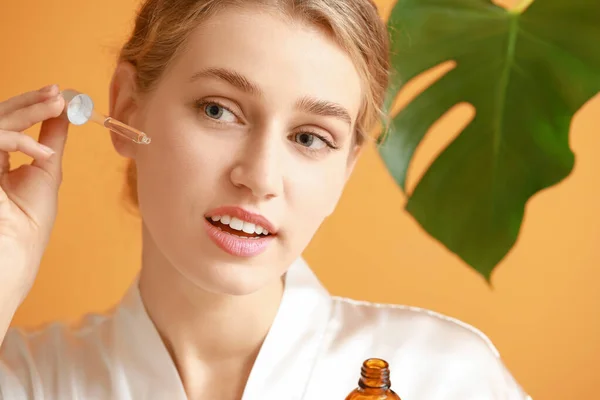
[0,1,368,398]
[117,5,364,400]
[0,84,67,344]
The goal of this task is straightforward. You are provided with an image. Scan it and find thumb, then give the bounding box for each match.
[32,116,70,183]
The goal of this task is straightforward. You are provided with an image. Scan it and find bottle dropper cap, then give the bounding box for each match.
[62,89,94,125]
[60,89,151,144]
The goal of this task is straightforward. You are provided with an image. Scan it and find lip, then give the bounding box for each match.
[203,219,275,257]
[205,206,278,234]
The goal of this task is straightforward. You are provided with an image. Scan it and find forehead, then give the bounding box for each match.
[169,6,363,120]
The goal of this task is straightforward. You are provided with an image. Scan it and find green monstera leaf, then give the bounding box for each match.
[380,0,600,280]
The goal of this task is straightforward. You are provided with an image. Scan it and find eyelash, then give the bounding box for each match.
[295,129,339,152]
[195,99,235,122]
[193,99,340,151]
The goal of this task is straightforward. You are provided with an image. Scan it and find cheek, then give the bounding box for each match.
[287,158,348,225]
[134,115,228,215]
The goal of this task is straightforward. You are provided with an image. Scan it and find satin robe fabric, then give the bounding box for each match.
[0,257,532,399]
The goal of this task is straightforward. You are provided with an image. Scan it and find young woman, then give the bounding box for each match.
[0,0,531,399]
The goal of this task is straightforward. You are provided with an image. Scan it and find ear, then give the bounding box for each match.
[109,62,139,159]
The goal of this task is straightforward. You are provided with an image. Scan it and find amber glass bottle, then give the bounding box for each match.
[344,358,402,400]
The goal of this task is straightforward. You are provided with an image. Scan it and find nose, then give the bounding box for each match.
[230,130,284,199]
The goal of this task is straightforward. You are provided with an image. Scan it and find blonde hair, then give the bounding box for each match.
[118,0,390,206]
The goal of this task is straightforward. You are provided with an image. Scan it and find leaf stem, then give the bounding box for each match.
[510,0,534,13]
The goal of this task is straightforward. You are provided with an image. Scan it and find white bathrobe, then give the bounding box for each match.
[0,257,531,399]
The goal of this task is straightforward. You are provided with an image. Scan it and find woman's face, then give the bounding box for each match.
[112,6,363,295]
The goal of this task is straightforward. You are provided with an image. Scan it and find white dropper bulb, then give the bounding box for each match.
[61,89,95,126]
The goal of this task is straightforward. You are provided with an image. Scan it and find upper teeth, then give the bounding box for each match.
[210,215,270,235]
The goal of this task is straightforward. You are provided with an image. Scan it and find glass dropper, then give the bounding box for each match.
[60,89,151,145]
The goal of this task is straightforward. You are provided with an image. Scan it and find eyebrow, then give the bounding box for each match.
[190,67,353,126]
[190,67,263,97]
[296,96,352,126]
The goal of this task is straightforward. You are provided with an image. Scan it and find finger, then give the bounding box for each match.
[0,181,8,206]
[0,151,9,176]
[0,94,65,133]
[0,129,55,160]
[32,116,70,182]
[0,84,60,117]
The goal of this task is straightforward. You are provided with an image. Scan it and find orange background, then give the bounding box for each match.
[2,0,598,399]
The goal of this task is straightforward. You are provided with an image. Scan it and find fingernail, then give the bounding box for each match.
[40,84,57,93]
[39,144,55,155]
[46,94,62,103]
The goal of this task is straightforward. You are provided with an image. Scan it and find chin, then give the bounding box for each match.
[183,259,281,296]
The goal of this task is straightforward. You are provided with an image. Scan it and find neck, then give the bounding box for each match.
[137,225,284,396]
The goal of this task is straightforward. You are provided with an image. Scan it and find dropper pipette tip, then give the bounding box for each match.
[90,109,151,145]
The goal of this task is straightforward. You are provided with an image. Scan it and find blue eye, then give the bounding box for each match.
[293,132,330,150]
[199,101,237,123]
[205,103,223,119]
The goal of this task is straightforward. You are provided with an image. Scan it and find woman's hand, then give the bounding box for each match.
[0,84,68,301]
